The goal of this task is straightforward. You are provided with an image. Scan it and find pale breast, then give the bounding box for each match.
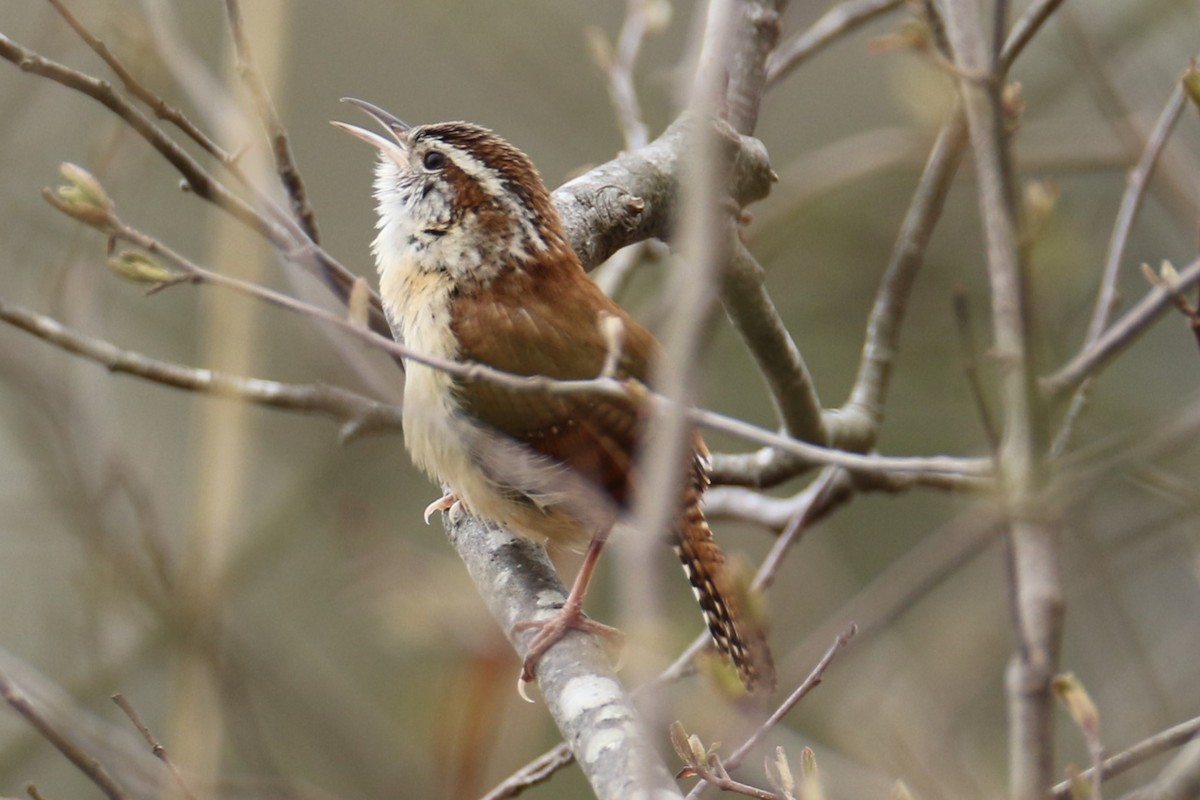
[380,260,465,481]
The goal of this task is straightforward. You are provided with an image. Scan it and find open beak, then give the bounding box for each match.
[331,97,411,164]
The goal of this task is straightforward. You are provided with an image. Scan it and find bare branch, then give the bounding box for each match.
[43,0,226,162]
[720,239,827,446]
[999,0,1066,70]
[698,405,990,484]
[592,0,653,150]
[111,694,198,800]
[480,743,575,800]
[939,2,1063,799]
[838,106,970,445]
[1084,81,1189,346]
[223,0,320,241]
[1052,717,1200,800]
[767,0,905,88]
[724,0,786,135]
[0,670,130,800]
[1116,738,1200,800]
[1050,76,1189,454]
[0,30,388,335]
[1043,257,1200,398]
[444,515,685,800]
[0,298,402,436]
[552,113,776,270]
[32,168,1000,487]
[682,625,857,799]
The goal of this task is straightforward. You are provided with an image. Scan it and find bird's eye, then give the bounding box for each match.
[422,151,446,170]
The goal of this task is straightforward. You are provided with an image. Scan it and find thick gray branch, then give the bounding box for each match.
[553,115,774,270]
[445,516,684,800]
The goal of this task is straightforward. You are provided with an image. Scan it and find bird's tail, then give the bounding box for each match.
[674,465,776,693]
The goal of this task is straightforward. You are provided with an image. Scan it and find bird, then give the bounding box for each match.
[333,98,775,694]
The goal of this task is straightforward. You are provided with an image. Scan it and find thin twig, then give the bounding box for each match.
[596,0,652,150]
[0,670,129,800]
[683,625,858,799]
[223,0,320,241]
[43,0,225,161]
[1051,77,1191,454]
[46,178,995,481]
[692,406,991,484]
[111,694,198,800]
[952,285,1001,453]
[766,0,906,88]
[1052,716,1200,800]
[756,468,851,582]
[0,298,403,439]
[838,105,970,449]
[999,0,1066,70]
[1084,81,1189,346]
[1044,257,1200,398]
[0,30,386,334]
[705,466,851,530]
[478,742,575,800]
[680,754,777,800]
[59,204,1000,505]
[42,184,1003,486]
[1116,738,1200,800]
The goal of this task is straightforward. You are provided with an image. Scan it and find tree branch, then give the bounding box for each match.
[0,28,389,336]
[1117,738,1200,800]
[0,669,131,800]
[223,0,320,241]
[444,515,685,800]
[1052,717,1200,800]
[552,113,776,271]
[766,0,906,88]
[682,625,857,799]
[938,2,1063,800]
[0,298,402,440]
[1043,257,1200,398]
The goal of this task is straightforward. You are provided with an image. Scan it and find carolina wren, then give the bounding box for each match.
[334,98,775,693]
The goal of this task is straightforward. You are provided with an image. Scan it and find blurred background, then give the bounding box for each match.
[1,1,1199,798]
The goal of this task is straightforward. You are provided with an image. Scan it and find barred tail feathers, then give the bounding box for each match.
[674,496,776,693]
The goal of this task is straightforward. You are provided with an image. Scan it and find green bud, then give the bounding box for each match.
[1159,259,1181,287]
[1053,672,1100,737]
[50,163,115,230]
[800,747,825,800]
[107,250,177,285]
[1183,61,1200,110]
[764,747,795,798]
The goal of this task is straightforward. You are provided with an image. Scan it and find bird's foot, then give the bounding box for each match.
[512,607,624,701]
[423,493,465,524]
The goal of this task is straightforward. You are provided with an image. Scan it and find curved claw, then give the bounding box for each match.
[423,493,459,524]
[517,675,536,704]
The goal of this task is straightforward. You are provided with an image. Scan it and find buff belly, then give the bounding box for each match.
[387,263,591,548]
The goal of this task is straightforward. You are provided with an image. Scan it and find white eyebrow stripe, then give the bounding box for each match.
[435,141,509,200]
[428,139,549,253]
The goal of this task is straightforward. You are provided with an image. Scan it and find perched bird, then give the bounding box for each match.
[334,98,775,693]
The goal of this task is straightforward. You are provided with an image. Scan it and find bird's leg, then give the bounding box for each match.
[513,528,623,689]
